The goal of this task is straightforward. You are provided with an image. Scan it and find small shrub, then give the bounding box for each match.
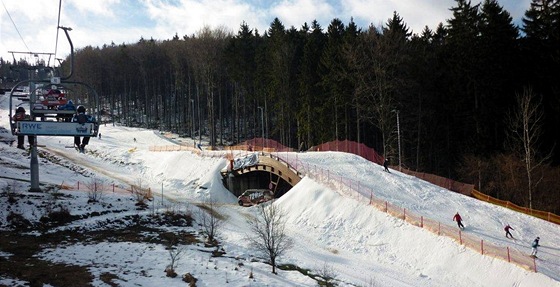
[7,211,32,229]
[211,247,226,257]
[43,206,72,224]
[182,273,197,286]
[165,212,193,227]
[85,178,105,203]
[7,193,17,204]
[165,266,177,278]
[165,238,185,278]
[317,262,337,287]
[131,178,151,208]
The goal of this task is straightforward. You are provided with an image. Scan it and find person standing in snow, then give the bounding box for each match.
[531,237,540,257]
[383,158,390,173]
[453,212,465,230]
[504,224,515,238]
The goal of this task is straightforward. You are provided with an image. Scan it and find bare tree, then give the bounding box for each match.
[198,196,223,245]
[506,87,551,209]
[131,177,150,206]
[165,239,186,278]
[247,204,292,274]
[84,178,104,203]
[4,179,19,204]
[317,261,337,286]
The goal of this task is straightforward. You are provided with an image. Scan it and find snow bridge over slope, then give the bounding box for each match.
[149,145,302,199]
[220,152,303,198]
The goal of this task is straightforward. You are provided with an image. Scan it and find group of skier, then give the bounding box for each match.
[382,158,543,258]
[452,212,541,257]
[12,105,95,153]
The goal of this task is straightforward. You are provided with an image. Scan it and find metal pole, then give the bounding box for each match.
[197,88,201,145]
[396,110,401,171]
[191,99,195,139]
[258,106,264,149]
[29,144,40,192]
[28,80,41,192]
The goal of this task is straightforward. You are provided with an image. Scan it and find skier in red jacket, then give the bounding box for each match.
[504,224,515,238]
[453,212,465,230]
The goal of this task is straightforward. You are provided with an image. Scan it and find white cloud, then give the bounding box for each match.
[270,0,336,29]
[142,0,267,37]
[1,0,55,22]
[0,0,535,61]
[66,0,120,17]
[340,0,532,34]
[340,0,451,34]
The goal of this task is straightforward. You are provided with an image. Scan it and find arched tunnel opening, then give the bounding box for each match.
[222,170,293,199]
[221,154,302,201]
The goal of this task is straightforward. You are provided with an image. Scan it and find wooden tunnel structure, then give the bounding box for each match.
[221,154,302,199]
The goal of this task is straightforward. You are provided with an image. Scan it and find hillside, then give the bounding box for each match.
[1,96,559,287]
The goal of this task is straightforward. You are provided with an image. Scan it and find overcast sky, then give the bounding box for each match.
[1,0,531,64]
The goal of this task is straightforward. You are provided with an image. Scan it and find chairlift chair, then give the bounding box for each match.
[9,79,100,138]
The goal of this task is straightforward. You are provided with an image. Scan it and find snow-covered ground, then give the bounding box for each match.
[1,95,559,287]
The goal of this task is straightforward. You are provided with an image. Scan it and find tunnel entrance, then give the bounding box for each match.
[223,170,292,199]
[221,154,302,199]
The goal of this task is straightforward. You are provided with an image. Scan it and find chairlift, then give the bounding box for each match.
[9,79,100,137]
[6,13,98,193]
[8,27,100,138]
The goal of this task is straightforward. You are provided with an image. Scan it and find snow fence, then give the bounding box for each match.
[270,152,539,273]
[471,190,560,225]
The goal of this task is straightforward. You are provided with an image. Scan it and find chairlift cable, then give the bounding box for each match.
[1,0,31,53]
[52,0,63,67]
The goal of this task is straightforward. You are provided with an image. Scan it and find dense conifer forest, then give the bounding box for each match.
[2,0,559,212]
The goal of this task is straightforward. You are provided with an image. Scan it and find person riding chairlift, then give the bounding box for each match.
[72,105,95,153]
[12,107,35,149]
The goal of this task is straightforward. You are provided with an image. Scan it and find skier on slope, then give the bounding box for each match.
[383,158,390,173]
[504,224,515,238]
[453,212,465,230]
[530,237,540,257]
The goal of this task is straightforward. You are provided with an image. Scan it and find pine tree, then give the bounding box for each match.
[477,0,520,152]
[320,18,346,141]
[522,0,560,164]
[298,20,326,146]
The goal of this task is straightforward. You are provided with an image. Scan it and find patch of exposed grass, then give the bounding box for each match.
[0,210,200,286]
[100,272,121,287]
[0,230,92,286]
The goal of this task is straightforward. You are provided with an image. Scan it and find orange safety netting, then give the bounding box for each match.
[275,153,539,273]
[59,181,153,199]
[311,140,384,165]
[472,190,560,225]
[235,138,293,152]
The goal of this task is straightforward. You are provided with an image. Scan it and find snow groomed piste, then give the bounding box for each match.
[150,145,545,273]
[274,152,539,272]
